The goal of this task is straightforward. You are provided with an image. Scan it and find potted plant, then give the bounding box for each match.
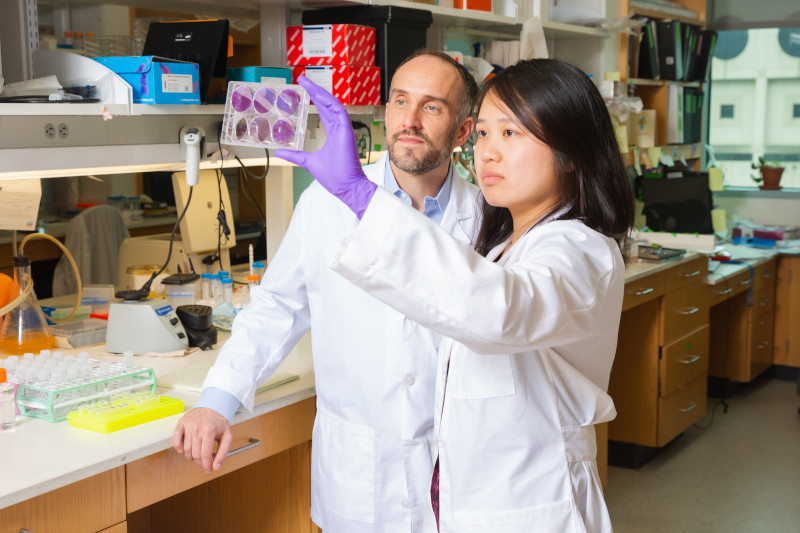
[751,156,785,190]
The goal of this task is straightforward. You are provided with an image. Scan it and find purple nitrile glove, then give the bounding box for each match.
[274,76,377,219]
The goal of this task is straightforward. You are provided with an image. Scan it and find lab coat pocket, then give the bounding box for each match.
[313,408,375,523]
[451,351,516,399]
[453,497,585,533]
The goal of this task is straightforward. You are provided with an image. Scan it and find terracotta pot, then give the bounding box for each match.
[759,166,784,190]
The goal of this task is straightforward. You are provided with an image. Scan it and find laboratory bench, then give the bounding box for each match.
[0,332,317,533]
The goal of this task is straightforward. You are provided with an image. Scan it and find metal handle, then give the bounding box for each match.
[226,437,261,457]
[683,270,701,278]
[757,341,770,350]
[762,271,773,279]
[633,287,654,296]
[679,402,697,413]
[740,279,751,286]
[759,300,769,307]
[716,288,733,295]
[681,355,701,364]
[678,307,700,315]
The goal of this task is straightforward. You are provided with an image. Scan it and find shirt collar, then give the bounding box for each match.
[384,156,453,220]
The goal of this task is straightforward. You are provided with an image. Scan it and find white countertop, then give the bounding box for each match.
[0,332,315,510]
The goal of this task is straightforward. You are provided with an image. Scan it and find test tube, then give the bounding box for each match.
[210,274,222,305]
[222,278,233,305]
[253,261,266,282]
[201,273,213,302]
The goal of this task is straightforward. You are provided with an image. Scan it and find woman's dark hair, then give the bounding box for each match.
[473,59,635,262]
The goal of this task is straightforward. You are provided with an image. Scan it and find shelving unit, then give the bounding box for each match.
[619,0,709,169]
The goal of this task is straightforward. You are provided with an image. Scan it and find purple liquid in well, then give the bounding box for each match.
[249,116,271,143]
[272,119,295,145]
[234,116,249,141]
[276,89,300,115]
[253,87,275,114]
[231,85,253,112]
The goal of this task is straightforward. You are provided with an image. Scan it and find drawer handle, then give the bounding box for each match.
[678,307,700,315]
[716,288,733,295]
[740,279,751,286]
[633,287,654,296]
[679,402,697,413]
[762,271,773,279]
[757,341,771,350]
[759,300,769,307]
[226,437,261,457]
[683,270,701,278]
[681,355,701,364]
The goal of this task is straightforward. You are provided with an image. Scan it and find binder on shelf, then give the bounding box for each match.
[681,24,699,81]
[637,20,660,80]
[691,29,718,82]
[655,20,683,81]
[628,26,642,78]
[667,83,684,144]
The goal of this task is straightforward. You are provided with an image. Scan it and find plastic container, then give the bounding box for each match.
[13,358,156,422]
[221,278,234,305]
[67,391,183,433]
[220,81,311,151]
[201,273,213,301]
[0,368,16,430]
[253,261,266,282]
[162,273,201,308]
[126,265,169,298]
[302,5,433,103]
[48,318,108,348]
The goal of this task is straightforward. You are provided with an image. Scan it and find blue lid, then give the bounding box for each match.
[253,261,265,268]
[208,273,220,280]
[218,270,231,278]
[221,278,233,284]
[201,273,213,279]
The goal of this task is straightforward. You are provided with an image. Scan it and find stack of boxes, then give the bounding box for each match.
[287,24,381,106]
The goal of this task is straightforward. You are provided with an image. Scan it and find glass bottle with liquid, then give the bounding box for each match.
[0,255,55,355]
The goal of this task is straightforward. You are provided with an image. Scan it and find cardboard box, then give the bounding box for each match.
[455,0,493,12]
[628,109,656,148]
[227,66,293,84]
[94,56,201,104]
[287,25,375,66]
[291,65,380,106]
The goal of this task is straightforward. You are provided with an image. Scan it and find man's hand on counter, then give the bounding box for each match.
[173,407,233,474]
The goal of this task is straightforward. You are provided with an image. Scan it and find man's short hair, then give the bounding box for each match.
[391,49,479,125]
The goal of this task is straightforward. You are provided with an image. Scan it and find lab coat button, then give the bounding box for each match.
[404,374,415,386]
[401,498,410,509]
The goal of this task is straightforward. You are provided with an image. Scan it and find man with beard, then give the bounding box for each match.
[173,49,480,533]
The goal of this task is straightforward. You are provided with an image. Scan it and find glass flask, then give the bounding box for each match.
[0,255,55,355]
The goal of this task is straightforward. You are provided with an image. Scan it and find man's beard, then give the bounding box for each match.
[388,129,455,175]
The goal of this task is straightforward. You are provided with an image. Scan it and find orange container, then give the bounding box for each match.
[456,0,492,12]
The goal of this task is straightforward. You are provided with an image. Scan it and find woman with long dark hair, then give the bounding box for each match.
[277,58,635,532]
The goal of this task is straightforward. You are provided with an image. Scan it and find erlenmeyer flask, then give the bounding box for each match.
[0,255,54,355]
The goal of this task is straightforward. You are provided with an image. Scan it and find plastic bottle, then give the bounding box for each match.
[252,261,266,282]
[0,368,16,430]
[201,273,213,302]
[0,256,55,355]
[210,274,222,305]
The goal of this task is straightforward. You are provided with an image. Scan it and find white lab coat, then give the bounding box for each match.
[204,154,480,533]
[331,188,624,533]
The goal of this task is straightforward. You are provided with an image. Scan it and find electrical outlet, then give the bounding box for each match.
[44,123,56,139]
[58,123,69,139]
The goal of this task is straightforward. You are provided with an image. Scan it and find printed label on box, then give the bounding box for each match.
[304,67,334,94]
[162,74,193,93]
[303,26,333,57]
[261,76,287,84]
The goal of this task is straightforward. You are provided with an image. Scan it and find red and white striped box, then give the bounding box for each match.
[291,65,381,106]
[287,25,376,67]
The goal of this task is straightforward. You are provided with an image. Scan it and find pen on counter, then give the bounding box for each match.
[177,264,182,274]
[188,257,195,273]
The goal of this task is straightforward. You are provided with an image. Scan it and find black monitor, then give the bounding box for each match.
[640,174,714,234]
[143,19,229,103]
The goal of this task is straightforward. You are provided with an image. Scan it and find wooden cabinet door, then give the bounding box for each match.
[774,257,800,368]
[660,325,709,397]
[0,467,125,533]
[748,310,774,381]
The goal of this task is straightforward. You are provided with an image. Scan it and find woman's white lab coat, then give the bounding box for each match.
[331,188,624,532]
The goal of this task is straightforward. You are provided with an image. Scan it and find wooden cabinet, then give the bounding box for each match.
[0,467,126,533]
[709,258,777,382]
[609,256,709,450]
[774,256,800,368]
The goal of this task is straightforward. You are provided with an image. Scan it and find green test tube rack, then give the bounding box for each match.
[15,359,156,423]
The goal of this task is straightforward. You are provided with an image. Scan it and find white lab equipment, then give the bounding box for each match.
[106,299,189,353]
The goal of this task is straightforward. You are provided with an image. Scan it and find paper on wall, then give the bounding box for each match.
[0,179,41,231]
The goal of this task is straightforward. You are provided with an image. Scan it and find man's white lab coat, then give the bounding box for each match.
[204,155,480,533]
[332,189,623,532]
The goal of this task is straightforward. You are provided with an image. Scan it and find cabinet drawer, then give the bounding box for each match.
[707,269,751,307]
[748,310,774,380]
[622,271,667,312]
[127,397,316,512]
[0,467,125,533]
[661,282,709,345]
[748,285,775,320]
[751,259,776,296]
[666,256,708,293]
[660,325,709,397]
[657,374,707,446]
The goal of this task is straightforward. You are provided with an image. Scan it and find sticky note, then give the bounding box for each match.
[709,167,724,191]
[604,71,621,81]
[711,208,727,234]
